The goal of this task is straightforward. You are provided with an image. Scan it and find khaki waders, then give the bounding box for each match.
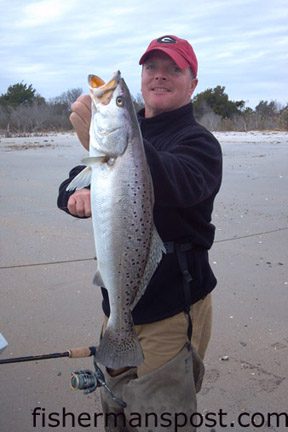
[100,293,212,432]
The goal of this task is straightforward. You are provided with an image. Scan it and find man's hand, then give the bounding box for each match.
[70,94,91,150]
[68,189,91,217]
[69,95,92,216]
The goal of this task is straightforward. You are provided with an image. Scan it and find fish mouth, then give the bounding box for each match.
[88,71,121,105]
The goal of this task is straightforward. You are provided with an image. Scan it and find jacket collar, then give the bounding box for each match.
[137,102,194,125]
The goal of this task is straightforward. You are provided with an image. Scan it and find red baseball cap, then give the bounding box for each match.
[139,35,198,77]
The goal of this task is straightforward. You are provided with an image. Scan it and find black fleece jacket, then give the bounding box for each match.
[57,103,222,324]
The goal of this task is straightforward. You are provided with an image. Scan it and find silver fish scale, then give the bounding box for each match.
[120,168,153,294]
[111,175,150,316]
[93,140,162,368]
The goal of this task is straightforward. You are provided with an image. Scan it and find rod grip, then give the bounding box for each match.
[68,346,96,358]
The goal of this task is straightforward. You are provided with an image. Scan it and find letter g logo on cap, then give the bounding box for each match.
[157,36,177,44]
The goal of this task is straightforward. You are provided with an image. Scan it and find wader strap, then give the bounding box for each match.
[174,244,193,343]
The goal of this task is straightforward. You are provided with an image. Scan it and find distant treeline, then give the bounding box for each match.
[0,82,287,135]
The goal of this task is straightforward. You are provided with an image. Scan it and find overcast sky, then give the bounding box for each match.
[0,0,287,108]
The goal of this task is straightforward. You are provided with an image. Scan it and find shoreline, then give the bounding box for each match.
[0,131,287,432]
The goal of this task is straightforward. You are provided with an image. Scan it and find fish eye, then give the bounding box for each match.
[116,96,124,107]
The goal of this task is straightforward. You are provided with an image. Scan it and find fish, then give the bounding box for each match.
[66,71,165,369]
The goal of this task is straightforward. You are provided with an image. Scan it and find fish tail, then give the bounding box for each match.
[96,326,144,369]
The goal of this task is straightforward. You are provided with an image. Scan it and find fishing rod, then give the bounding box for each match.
[0,345,96,364]
[0,332,126,407]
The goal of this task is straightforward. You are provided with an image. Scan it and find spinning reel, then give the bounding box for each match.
[0,337,126,408]
[71,355,126,408]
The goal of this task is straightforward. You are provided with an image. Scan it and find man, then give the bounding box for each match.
[58,35,222,431]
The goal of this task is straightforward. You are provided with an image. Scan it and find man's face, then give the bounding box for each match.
[141,51,198,118]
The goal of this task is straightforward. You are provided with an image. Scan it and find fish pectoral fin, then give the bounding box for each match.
[82,155,105,165]
[93,269,105,287]
[66,166,92,191]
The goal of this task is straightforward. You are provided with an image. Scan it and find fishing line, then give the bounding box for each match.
[214,226,288,244]
[0,226,287,270]
[0,256,96,270]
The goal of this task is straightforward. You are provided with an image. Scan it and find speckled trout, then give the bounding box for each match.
[67,71,165,369]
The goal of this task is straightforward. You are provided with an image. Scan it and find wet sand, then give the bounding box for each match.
[0,131,287,431]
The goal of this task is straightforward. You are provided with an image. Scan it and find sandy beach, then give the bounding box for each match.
[0,131,287,431]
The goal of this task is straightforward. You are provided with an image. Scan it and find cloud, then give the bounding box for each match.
[0,0,287,107]
[17,0,77,28]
